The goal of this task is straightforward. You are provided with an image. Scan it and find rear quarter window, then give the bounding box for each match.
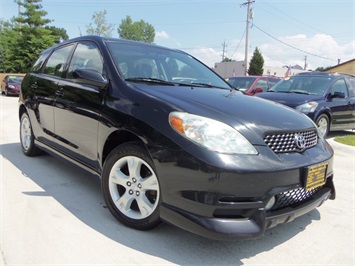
[30,50,51,73]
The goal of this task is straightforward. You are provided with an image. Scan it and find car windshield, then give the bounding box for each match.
[106,42,231,89]
[269,76,332,95]
[8,76,24,83]
[227,77,256,91]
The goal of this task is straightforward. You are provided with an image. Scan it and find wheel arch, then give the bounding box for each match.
[101,130,148,170]
[315,109,332,126]
[19,104,27,121]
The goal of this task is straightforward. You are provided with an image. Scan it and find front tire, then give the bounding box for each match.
[20,112,41,156]
[102,143,161,230]
[316,114,329,138]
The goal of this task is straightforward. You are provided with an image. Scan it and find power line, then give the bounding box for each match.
[255,2,325,35]
[230,28,246,58]
[252,23,338,62]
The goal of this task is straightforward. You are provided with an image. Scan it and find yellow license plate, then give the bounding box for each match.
[305,163,328,191]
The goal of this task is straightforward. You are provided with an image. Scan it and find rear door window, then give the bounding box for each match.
[43,44,74,77]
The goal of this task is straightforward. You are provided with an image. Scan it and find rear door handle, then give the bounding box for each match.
[55,88,64,97]
[30,83,38,90]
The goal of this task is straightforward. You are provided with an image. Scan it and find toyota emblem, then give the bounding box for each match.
[294,134,306,150]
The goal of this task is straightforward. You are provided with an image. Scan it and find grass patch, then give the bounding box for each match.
[334,135,355,146]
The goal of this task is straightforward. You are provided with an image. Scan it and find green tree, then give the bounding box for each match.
[248,47,264,75]
[118,16,155,43]
[222,57,234,62]
[315,67,325,71]
[45,26,69,42]
[0,0,60,72]
[86,10,114,37]
[0,20,17,72]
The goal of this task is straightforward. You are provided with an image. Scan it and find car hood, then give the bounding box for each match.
[257,92,324,108]
[132,84,316,145]
[9,82,22,86]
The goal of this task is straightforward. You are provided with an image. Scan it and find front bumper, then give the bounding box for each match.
[152,142,335,241]
[160,179,334,241]
[6,87,20,95]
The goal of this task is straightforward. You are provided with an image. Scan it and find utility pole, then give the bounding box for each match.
[241,0,254,76]
[304,56,308,70]
[221,40,227,61]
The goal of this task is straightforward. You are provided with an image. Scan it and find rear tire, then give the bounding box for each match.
[20,112,42,156]
[101,143,161,230]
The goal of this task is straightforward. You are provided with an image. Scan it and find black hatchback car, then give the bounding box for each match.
[19,36,335,240]
[257,72,355,137]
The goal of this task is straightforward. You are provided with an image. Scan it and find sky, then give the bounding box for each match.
[1,0,354,70]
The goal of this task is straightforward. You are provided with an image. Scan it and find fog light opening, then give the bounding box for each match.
[265,196,276,210]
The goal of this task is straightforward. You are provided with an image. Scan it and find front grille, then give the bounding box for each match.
[271,186,321,211]
[264,130,317,153]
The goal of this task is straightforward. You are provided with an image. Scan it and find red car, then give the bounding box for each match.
[1,74,24,96]
[226,76,281,95]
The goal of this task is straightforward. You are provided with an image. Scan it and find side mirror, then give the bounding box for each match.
[72,69,108,89]
[332,91,345,99]
[254,87,263,94]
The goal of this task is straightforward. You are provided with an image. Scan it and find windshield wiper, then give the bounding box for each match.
[125,77,204,87]
[267,90,310,95]
[125,77,176,86]
[126,78,230,90]
[188,82,230,90]
[289,90,310,95]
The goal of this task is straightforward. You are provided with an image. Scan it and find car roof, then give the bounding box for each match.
[40,35,179,54]
[296,71,355,78]
[228,76,280,79]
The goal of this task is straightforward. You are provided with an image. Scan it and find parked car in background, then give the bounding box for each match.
[19,36,335,240]
[226,75,281,95]
[257,72,355,137]
[1,74,24,96]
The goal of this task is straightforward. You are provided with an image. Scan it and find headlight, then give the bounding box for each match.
[295,101,318,113]
[8,84,15,89]
[169,112,258,154]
